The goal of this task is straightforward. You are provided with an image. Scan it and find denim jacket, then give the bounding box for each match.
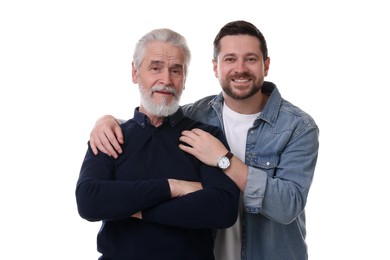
[182,81,319,260]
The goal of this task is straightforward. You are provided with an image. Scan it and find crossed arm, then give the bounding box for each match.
[131,179,202,219]
[78,118,239,229]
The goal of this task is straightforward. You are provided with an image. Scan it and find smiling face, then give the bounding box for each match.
[132,41,186,117]
[213,35,270,101]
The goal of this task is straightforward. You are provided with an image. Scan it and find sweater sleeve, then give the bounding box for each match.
[75,144,172,222]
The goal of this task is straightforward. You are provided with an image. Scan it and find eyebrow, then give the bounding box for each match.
[149,60,165,66]
[170,64,183,69]
[223,52,259,57]
[149,60,183,70]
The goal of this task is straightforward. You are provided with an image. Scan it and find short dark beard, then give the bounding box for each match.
[222,83,262,100]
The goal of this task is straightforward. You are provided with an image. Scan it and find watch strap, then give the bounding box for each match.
[225,151,233,159]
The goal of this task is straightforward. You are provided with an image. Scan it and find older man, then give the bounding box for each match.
[76,28,239,260]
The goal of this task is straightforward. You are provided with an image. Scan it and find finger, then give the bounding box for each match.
[90,133,112,156]
[179,135,195,147]
[190,128,206,136]
[113,125,125,144]
[178,143,196,156]
[181,130,198,141]
[106,131,122,155]
[90,136,99,155]
[180,130,194,137]
[95,143,111,157]
[100,134,119,158]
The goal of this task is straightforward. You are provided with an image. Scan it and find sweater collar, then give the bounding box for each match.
[133,107,185,128]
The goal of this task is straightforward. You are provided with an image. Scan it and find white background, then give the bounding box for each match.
[1,0,389,259]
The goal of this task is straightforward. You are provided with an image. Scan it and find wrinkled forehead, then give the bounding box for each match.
[143,41,185,66]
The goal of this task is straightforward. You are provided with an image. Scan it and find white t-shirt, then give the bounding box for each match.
[213,103,260,260]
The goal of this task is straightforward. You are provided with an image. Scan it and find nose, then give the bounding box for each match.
[235,59,247,73]
[158,69,173,86]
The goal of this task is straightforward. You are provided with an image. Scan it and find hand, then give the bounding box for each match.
[132,180,202,219]
[132,211,142,219]
[168,179,203,198]
[90,115,124,158]
[179,128,228,167]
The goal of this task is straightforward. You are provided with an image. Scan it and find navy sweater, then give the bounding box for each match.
[76,108,239,259]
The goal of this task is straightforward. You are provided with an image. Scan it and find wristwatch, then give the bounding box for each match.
[217,152,233,170]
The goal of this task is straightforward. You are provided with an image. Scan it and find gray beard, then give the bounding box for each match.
[140,85,181,117]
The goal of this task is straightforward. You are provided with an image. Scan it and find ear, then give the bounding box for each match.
[212,59,219,78]
[131,62,138,83]
[264,57,270,77]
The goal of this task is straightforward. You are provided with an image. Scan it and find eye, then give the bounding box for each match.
[246,56,258,63]
[170,66,183,76]
[224,57,235,62]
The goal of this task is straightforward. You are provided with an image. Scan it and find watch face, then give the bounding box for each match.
[218,156,230,169]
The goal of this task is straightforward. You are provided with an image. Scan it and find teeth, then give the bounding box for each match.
[234,79,250,83]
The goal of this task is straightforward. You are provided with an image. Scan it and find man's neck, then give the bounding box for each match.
[139,107,164,127]
[149,116,164,127]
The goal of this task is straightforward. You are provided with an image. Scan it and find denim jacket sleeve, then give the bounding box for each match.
[182,86,319,225]
[243,101,319,225]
